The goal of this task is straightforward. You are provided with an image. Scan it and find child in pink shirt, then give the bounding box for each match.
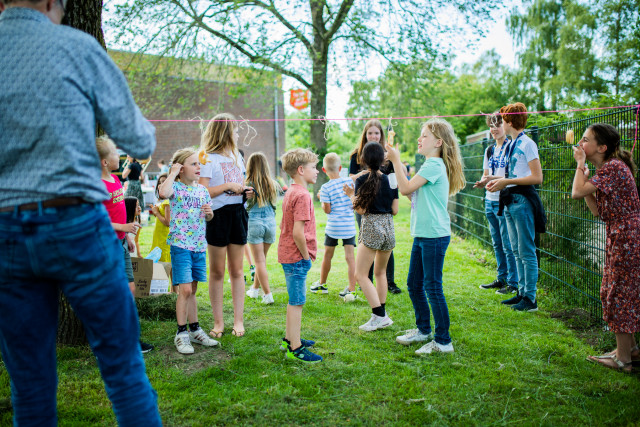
[278,148,322,363]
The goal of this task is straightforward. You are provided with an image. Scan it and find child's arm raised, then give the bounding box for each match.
[159,163,180,199]
[292,220,310,260]
[385,143,428,195]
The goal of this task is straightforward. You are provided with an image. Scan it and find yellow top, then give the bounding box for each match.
[151,199,171,262]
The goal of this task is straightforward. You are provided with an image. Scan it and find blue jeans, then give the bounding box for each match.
[504,193,538,301]
[485,200,518,287]
[0,203,161,426]
[281,259,312,306]
[406,236,451,345]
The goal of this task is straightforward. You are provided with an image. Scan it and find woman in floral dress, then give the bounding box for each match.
[571,123,640,372]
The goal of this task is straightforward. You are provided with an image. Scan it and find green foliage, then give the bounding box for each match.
[345,51,514,155]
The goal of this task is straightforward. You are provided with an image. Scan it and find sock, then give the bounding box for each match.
[189,322,200,332]
[177,324,188,334]
[372,305,385,317]
[381,303,386,312]
[290,345,303,353]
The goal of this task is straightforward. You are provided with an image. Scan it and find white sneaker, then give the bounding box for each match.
[415,340,454,355]
[359,314,393,331]
[396,329,434,345]
[189,328,219,347]
[174,332,194,354]
[246,287,261,299]
[262,293,274,304]
[310,281,328,294]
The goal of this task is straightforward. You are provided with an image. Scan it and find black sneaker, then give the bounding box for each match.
[479,278,504,290]
[140,340,154,354]
[512,296,538,312]
[388,282,402,294]
[496,285,518,295]
[501,294,523,305]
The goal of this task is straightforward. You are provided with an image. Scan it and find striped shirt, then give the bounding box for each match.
[319,177,357,239]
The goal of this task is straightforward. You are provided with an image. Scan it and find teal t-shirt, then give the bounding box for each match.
[410,157,451,238]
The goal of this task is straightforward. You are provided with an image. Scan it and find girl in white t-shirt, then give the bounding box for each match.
[198,113,253,338]
[474,112,518,294]
[486,102,544,313]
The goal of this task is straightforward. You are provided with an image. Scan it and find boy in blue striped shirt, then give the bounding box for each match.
[311,153,358,296]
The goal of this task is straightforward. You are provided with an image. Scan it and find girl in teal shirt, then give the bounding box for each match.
[386,118,465,355]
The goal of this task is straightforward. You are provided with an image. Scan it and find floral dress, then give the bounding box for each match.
[590,158,640,333]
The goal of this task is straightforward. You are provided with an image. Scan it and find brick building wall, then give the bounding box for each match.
[110,51,286,177]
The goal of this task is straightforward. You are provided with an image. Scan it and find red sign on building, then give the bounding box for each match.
[289,89,310,110]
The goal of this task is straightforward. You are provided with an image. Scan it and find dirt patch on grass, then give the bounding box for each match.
[550,308,609,348]
[155,344,231,376]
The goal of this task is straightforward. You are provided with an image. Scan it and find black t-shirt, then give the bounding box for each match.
[354,172,398,214]
[127,162,142,181]
[349,152,395,176]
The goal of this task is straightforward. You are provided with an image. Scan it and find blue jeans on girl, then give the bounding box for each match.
[485,200,518,287]
[0,203,161,426]
[504,193,538,301]
[406,236,451,345]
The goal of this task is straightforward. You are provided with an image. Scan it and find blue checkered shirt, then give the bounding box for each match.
[0,8,155,208]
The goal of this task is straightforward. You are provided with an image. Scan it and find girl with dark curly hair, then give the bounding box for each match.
[344,142,399,331]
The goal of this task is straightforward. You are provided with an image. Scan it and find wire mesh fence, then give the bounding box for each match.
[451,106,640,319]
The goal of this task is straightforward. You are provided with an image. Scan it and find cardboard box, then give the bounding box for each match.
[131,257,171,298]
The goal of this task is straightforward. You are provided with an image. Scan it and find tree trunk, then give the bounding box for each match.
[57,0,104,346]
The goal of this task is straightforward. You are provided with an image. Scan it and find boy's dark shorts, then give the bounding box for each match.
[206,203,248,247]
[324,235,356,247]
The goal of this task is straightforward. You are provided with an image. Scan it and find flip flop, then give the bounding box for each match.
[231,328,245,337]
[587,355,633,373]
[209,329,224,339]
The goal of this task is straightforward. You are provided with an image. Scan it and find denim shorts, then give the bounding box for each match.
[121,238,134,282]
[324,235,356,247]
[170,245,207,284]
[247,217,277,244]
[281,258,312,306]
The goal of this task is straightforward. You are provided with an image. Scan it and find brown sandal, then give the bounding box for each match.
[587,355,633,373]
[231,328,245,337]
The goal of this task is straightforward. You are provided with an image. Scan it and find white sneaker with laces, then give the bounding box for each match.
[262,293,274,304]
[246,287,261,299]
[174,332,194,354]
[415,340,454,355]
[189,328,219,347]
[359,314,393,331]
[396,329,434,345]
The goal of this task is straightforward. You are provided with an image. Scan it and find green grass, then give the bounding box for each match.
[1,196,639,425]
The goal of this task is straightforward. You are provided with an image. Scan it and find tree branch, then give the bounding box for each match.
[325,0,355,41]
[170,0,311,88]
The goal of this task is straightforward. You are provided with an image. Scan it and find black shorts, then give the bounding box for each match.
[206,204,248,247]
[324,235,356,247]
